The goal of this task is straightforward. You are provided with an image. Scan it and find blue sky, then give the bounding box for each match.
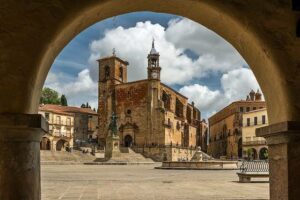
[45,12,261,119]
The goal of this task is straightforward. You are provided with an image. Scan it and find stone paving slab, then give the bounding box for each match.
[41,164,269,200]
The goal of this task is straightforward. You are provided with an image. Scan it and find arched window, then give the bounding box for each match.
[105,65,110,79]
[119,66,123,80]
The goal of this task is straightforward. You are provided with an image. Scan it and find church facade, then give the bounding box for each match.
[98,42,202,161]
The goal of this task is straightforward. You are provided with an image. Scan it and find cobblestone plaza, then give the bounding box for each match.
[41,164,269,200]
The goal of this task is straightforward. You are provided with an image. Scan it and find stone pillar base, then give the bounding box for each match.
[105,135,121,159]
[257,121,300,200]
[0,114,47,200]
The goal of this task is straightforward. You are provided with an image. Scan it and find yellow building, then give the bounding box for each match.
[242,108,268,160]
[208,90,266,159]
[39,106,75,151]
[39,104,99,151]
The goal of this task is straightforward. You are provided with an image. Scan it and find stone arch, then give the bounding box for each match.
[259,147,269,160]
[0,1,298,126]
[1,1,300,199]
[40,137,51,150]
[247,148,258,160]
[56,139,69,151]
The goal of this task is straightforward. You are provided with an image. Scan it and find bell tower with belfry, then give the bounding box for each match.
[147,39,163,145]
[97,50,129,146]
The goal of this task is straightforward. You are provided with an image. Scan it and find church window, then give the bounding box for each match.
[105,65,110,79]
[162,91,171,110]
[127,109,131,115]
[175,98,184,118]
[187,107,192,123]
[127,91,132,98]
[246,107,250,112]
[119,66,123,80]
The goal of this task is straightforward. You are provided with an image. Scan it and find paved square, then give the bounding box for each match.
[41,164,269,200]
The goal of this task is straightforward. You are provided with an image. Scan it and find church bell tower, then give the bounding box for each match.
[97,51,129,146]
[147,40,161,80]
[147,40,162,145]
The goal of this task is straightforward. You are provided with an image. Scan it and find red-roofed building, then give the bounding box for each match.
[39,104,99,150]
[208,90,266,159]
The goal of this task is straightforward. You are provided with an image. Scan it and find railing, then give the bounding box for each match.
[52,132,72,138]
[240,160,269,173]
[50,120,74,126]
[243,120,267,127]
[243,140,266,145]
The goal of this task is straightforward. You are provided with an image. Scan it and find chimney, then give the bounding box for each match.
[249,90,255,101]
[255,89,262,101]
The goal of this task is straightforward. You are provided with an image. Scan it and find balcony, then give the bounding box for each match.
[243,140,266,146]
[52,132,72,138]
[49,120,74,126]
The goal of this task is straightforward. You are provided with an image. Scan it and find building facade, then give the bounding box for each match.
[98,42,202,161]
[242,108,268,160]
[208,90,266,159]
[39,107,74,151]
[39,104,98,151]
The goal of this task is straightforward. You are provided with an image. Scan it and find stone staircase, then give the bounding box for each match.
[40,150,95,164]
[92,147,155,164]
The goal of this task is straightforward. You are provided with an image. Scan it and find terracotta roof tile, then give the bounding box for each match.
[39,104,98,115]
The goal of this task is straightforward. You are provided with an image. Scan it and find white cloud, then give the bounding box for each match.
[88,18,247,86]
[45,17,261,116]
[179,84,225,118]
[165,18,247,72]
[221,68,261,101]
[179,68,262,119]
[44,70,98,109]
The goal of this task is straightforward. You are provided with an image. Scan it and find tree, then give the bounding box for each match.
[60,94,68,106]
[81,104,86,108]
[40,87,61,105]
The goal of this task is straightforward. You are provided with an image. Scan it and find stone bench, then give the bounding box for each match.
[237,172,269,183]
[237,160,269,183]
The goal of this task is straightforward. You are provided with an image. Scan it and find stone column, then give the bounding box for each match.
[0,114,47,200]
[256,121,300,200]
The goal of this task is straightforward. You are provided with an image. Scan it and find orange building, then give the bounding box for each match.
[208,90,266,159]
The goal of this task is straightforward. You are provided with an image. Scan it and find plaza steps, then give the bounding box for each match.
[40,150,95,164]
[88,147,155,165]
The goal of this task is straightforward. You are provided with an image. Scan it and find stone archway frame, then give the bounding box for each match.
[1,0,299,126]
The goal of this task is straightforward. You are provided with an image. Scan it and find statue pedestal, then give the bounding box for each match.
[105,135,121,160]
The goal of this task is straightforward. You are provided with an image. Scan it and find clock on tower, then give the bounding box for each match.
[147,39,161,80]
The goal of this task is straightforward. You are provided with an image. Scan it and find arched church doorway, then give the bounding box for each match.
[124,135,133,147]
[259,147,268,160]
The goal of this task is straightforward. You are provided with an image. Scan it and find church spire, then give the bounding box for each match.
[150,38,159,55]
[147,39,161,80]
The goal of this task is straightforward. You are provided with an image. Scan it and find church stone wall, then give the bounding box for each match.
[115,81,148,146]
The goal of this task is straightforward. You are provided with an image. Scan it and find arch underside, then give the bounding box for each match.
[0,0,299,125]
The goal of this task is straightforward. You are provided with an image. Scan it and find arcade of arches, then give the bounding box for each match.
[0,0,299,199]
